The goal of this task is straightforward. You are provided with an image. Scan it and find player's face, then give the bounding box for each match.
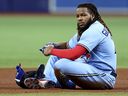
[76,7,94,28]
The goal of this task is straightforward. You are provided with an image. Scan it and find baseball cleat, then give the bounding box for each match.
[36,64,45,79]
[24,78,41,89]
[24,77,56,89]
[55,71,76,89]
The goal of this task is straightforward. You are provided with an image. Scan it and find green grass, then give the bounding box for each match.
[0,15,127,68]
[0,92,128,96]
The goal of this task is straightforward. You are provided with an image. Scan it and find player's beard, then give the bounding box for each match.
[77,18,94,36]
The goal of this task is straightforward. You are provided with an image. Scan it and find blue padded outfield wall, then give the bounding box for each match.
[0,0,128,14]
[49,0,128,14]
[55,0,128,8]
[0,0,48,13]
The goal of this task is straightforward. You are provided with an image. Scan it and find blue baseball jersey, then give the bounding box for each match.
[68,21,116,72]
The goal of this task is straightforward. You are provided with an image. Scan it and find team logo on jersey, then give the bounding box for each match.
[102,28,109,36]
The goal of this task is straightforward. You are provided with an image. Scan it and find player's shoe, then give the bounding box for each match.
[24,77,56,89]
[36,64,45,79]
[57,73,76,89]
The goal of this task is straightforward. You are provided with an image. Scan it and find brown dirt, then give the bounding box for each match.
[0,68,128,93]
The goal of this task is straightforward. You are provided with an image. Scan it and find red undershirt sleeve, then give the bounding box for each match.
[50,45,87,60]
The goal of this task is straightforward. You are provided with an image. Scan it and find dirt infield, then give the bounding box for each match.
[0,68,128,93]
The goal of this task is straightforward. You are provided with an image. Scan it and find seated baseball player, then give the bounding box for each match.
[15,3,117,89]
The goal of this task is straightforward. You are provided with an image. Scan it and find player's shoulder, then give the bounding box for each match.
[91,21,104,29]
[91,21,111,37]
[87,21,104,34]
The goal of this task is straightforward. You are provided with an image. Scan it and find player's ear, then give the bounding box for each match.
[90,14,95,21]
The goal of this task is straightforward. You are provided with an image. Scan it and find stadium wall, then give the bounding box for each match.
[49,0,128,15]
[0,0,128,15]
[0,0,48,13]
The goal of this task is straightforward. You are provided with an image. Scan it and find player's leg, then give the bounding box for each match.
[44,55,60,83]
[44,56,75,88]
[54,58,116,89]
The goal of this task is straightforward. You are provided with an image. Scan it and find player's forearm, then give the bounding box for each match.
[54,42,68,49]
[50,45,87,60]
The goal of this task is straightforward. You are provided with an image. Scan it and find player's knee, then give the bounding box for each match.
[54,58,71,71]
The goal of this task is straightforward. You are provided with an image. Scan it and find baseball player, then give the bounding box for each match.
[15,3,117,89]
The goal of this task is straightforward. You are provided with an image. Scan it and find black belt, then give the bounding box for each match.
[110,71,117,78]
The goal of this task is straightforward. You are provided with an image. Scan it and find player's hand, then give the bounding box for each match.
[43,45,54,56]
[44,42,58,48]
[40,42,57,52]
